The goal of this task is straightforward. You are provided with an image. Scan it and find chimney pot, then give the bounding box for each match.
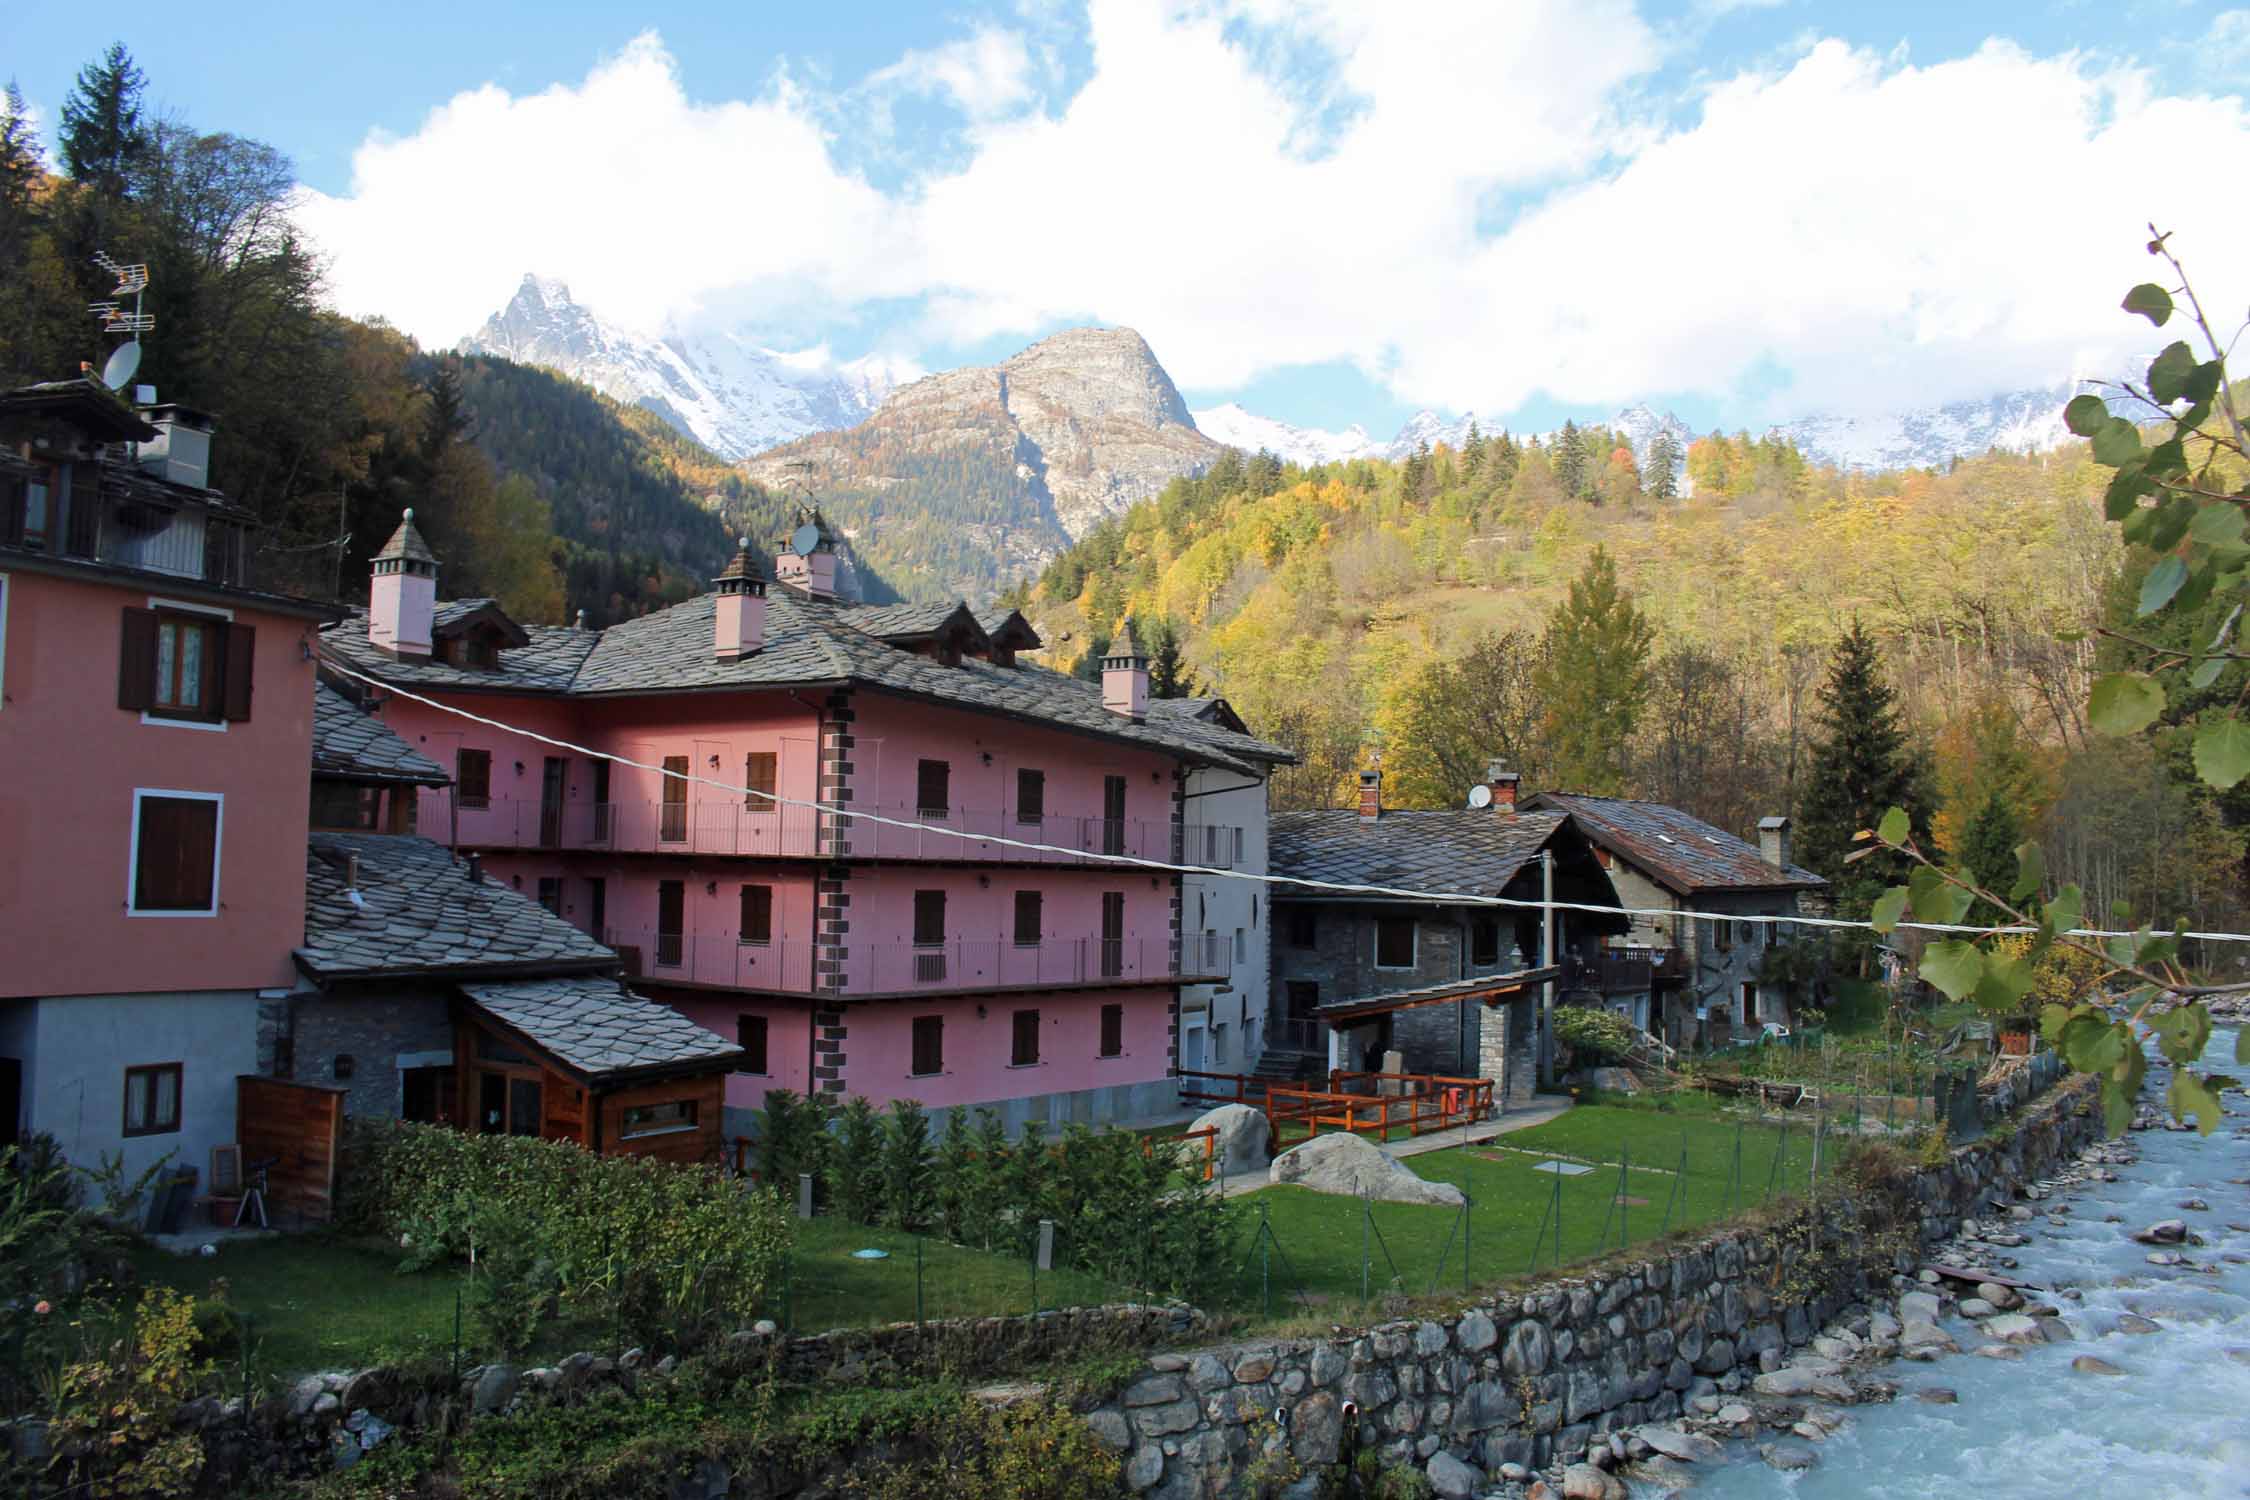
[1101,619,1150,722]
[344,853,360,891]
[368,508,438,661]
[464,852,482,884]
[713,537,767,660]
[1757,815,1792,871]
[1358,768,1382,823]
[1484,759,1521,814]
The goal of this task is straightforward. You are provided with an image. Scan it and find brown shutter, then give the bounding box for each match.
[117,608,158,711]
[221,623,256,721]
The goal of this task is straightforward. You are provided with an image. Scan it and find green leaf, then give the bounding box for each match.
[2138,555,2189,615]
[2042,885,2083,942]
[2147,341,2196,403]
[1870,886,1909,936]
[2189,504,2247,547]
[1908,865,1975,926]
[2087,672,2166,735]
[2165,1072,2222,1136]
[2190,656,2226,691]
[2123,282,2174,326]
[2092,418,2144,468]
[1877,806,1911,846]
[2193,716,2250,789]
[2104,464,2150,521]
[2182,358,2224,407]
[2063,393,2111,436]
[1975,952,2037,1011]
[2061,1015,2127,1072]
[2101,1079,2133,1136]
[2150,1003,2212,1066]
[1920,940,1986,1002]
[2039,1003,2078,1045]
[2009,842,2045,903]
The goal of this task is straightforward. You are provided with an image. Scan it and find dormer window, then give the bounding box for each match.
[439,635,501,669]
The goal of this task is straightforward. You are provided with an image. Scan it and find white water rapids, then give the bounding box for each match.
[1674,1028,2250,1500]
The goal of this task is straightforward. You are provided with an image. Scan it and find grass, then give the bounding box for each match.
[1216,1104,1818,1318]
[782,1217,1122,1333]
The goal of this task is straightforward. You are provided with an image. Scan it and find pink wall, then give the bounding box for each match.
[841,987,1175,1110]
[0,571,317,998]
[660,991,813,1116]
[850,693,1175,820]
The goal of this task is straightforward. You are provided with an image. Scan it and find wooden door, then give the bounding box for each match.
[539,757,566,847]
[660,755,689,842]
[1100,890,1125,977]
[1102,775,1127,856]
[657,879,685,967]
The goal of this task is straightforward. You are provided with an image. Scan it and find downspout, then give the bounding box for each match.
[791,690,830,1099]
[1454,910,1472,1078]
[1539,851,1557,1090]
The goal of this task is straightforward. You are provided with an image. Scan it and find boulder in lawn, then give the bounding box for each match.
[1189,1104,1272,1174]
[1268,1132,1466,1206]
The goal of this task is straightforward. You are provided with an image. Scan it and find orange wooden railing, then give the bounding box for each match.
[1174,1069,1494,1149]
[1145,1124,1219,1181]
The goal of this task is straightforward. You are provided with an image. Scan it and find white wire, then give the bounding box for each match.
[319,652,2250,947]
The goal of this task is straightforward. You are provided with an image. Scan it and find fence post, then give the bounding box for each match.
[1619,1146,1631,1250]
[1361,1191,1372,1307]
[242,1313,254,1433]
[1260,1199,1273,1319]
[798,1172,815,1221]
[452,1284,462,1385]
[915,1237,925,1330]
[1462,1188,1472,1292]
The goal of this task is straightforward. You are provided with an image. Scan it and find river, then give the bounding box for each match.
[1673,1027,2250,1500]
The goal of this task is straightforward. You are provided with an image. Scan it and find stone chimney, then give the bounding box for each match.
[1101,618,1149,721]
[774,509,839,600]
[713,538,767,661]
[1358,766,1382,823]
[137,403,217,489]
[1758,815,1792,871]
[1484,759,1521,814]
[368,509,437,661]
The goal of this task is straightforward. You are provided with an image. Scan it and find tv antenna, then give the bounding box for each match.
[87,250,154,390]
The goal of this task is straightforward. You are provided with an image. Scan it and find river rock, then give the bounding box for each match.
[1190,1104,1271,1174]
[1267,1133,1465,1206]
[1424,1451,1481,1500]
[1959,1298,1997,1319]
[471,1364,518,1415]
[1915,1388,1959,1404]
[1983,1314,2045,1344]
[2115,1313,2160,1335]
[1898,1291,1943,1323]
[2132,1220,2188,1244]
[2178,1198,2208,1211]
[1560,1462,1628,1500]
[1760,1441,1819,1472]
[1635,1424,1722,1463]
[1899,1322,1957,1359]
[1975,1282,2023,1310]
[1973,1343,2024,1361]
[2071,1356,2126,1376]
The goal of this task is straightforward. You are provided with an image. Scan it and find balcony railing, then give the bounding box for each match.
[427,789,1239,868]
[1566,945,1683,993]
[605,931,1228,996]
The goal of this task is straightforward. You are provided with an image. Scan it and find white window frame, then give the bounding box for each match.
[127,787,224,917]
[140,594,233,734]
[1372,914,1418,971]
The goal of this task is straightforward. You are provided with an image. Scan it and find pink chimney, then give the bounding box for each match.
[774,509,839,600]
[1101,619,1149,721]
[368,509,437,661]
[713,538,767,660]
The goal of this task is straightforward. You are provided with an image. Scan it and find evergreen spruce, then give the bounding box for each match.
[1554,420,1586,497]
[58,43,147,202]
[1533,546,1653,795]
[1645,431,1680,500]
[1957,787,2022,922]
[1147,616,1200,698]
[1461,420,1485,475]
[1795,621,1939,915]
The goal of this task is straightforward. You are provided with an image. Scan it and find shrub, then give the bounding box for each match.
[468,1202,561,1359]
[1554,1005,1637,1066]
[757,1089,833,1207]
[831,1097,884,1226]
[46,1286,206,1499]
[879,1100,934,1231]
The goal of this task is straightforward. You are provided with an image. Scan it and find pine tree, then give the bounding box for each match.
[1645,431,1680,500]
[1532,546,1652,795]
[0,84,41,316]
[1554,420,1586,497]
[59,43,147,202]
[1488,431,1519,492]
[1794,622,1938,916]
[1957,787,2022,924]
[1461,420,1485,475]
[1146,616,1200,698]
[1401,440,1431,501]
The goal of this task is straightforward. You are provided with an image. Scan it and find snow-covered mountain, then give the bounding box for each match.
[460,275,910,460]
[1767,384,2085,472]
[1190,403,1377,467]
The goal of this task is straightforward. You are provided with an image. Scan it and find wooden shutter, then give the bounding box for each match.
[117,607,158,711]
[1011,1009,1040,1067]
[739,884,772,944]
[136,796,217,910]
[744,752,777,809]
[1100,1004,1124,1058]
[917,759,949,814]
[1016,768,1044,822]
[221,623,256,721]
[912,1016,943,1076]
[1012,890,1041,946]
[737,1015,768,1074]
[912,890,946,946]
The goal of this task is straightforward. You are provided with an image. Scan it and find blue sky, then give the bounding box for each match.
[10,1,2248,440]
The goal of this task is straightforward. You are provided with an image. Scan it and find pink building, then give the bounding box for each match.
[320,517,1287,1136]
[0,378,340,1178]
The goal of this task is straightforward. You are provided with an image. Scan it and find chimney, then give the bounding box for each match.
[713,538,767,660]
[1758,815,1792,871]
[137,402,216,489]
[1101,618,1149,721]
[368,509,438,661]
[1484,759,1521,814]
[464,852,482,884]
[773,510,839,600]
[1358,767,1382,823]
[344,853,361,891]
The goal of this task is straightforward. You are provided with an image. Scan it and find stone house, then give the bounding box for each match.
[1519,793,1827,1050]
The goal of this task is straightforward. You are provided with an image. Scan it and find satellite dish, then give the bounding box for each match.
[1467,784,1493,809]
[790,521,822,556]
[100,341,142,392]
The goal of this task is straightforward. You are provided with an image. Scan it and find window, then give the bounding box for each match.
[660,755,689,841]
[743,751,777,811]
[117,607,253,724]
[457,749,492,809]
[1471,916,1501,966]
[656,879,684,966]
[309,782,380,831]
[1374,915,1416,969]
[1099,1004,1124,1059]
[620,1099,699,1138]
[1016,768,1045,824]
[911,1015,944,1076]
[1102,775,1127,855]
[1286,980,1320,1018]
[1233,827,1246,867]
[536,877,562,915]
[586,876,606,939]
[1100,891,1125,978]
[1233,927,1247,964]
[740,884,773,945]
[737,1015,769,1075]
[1713,918,1736,953]
[916,758,950,816]
[123,1064,182,1137]
[130,791,220,915]
[1012,891,1042,947]
[912,890,946,946]
[1011,1009,1041,1067]
[1286,908,1317,949]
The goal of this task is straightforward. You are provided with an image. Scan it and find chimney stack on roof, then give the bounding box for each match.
[774,510,839,600]
[1101,619,1149,722]
[368,509,438,661]
[137,403,216,489]
[713,538,767,661]
[1757,815,1792,871]
[1484,759,1521,815]
[1358,765,1382,824]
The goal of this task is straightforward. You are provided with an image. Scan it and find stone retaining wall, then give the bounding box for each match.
[1083,1076,2103,1499]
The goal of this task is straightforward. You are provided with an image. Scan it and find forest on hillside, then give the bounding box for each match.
[1026,421,2250,948]
[0,48,793,627]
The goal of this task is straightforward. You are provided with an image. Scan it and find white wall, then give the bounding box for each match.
[24,990,262,1189]
[1181,767,1271,1069]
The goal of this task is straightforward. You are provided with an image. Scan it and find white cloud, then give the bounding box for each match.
[2191,10,2250,84]
[293,5,2250,423]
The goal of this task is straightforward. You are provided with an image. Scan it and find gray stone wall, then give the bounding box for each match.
[286,984,453,1121]
[1275,904,1532,1079]
[1085,1077,2103,1498]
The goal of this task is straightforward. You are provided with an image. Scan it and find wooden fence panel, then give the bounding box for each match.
[235,1076,345,1223]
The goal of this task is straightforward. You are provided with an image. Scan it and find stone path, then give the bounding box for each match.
[1213,1094,1576,1198]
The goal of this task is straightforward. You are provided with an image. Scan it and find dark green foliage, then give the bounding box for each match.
[1554,419,1586,497]
[1957,787,2022,923]
[1004,1121,1052,1255]
[59,43,148,202]
[831,1096,884,1226]
[965,1108,1011,1250]
[1145,616,1199,698]
[754,1089,832,1207]
[878,1099,934,1231]
[1645,431,1680,500]
[468,1202,560,1360]
[930,1107,975,1244]
[1534,545,1653,795]
[1794,621,1938,916]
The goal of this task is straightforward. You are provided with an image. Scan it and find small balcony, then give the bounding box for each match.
[604,931,1230,998]
[427,789,1240,869]
[1566,944,1682,994]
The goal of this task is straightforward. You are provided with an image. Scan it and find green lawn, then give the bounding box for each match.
[781,1217,1122,1333]
[1217,1105,1817,1318]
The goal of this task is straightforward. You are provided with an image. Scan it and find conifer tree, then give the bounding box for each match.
[1645,431,1680,500]
[1401,440,1431,501]
[1794,621,1938,915]
[1488,431,1520,492]
[59,43,147,202]
[1532,546,1652,795]
[1146,616,1200,698]
[1554,419,1585,497]
[1957,787,2022,925]
[1461,420,1485,475]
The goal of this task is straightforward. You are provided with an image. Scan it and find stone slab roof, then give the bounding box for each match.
[1148,697,1295,765]
[298,833,616,980]
[1269,809,1572,896]
[323,606,599,693]
[462,975,743,1082]
[312,683,449,785]
[1519,793,1826,896]
[1311,966,1561,1022]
